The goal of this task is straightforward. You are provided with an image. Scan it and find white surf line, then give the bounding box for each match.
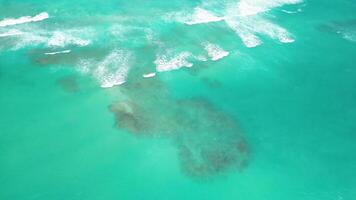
[143,72,156,78]
[0,29,23,37]
[44,49,71,55]
[281,9,301,14]
[0,12,49,27]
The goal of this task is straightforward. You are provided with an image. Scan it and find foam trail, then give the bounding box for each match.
[44,50,71,55]
[203,42,229,61]
[0,29,23,37]
[155,51,193,72]
[47,31,90,47]
[0,12,49,27]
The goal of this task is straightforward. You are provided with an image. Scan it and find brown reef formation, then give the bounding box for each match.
[109,77,249,179]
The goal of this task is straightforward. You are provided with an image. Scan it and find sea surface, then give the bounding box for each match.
[1,0,356,199]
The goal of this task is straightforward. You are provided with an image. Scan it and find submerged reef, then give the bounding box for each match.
[109,77,249,179]
[175,99,248,177]
[56,76,79,93]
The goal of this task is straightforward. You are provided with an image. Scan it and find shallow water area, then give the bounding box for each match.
[1,0,356,199]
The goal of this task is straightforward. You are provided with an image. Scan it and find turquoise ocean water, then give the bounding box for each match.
[1,0,356,199]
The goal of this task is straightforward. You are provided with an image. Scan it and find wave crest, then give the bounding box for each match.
[0,12,49,27]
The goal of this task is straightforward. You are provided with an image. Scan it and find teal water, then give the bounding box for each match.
[1,0,356,199]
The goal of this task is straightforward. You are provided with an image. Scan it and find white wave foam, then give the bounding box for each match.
[238,32,262,47]
[0,29,23,37]
[195,55,208,62]
[341,31,356,42]
[1,27,93,50]
[203,42,229,61]
[94,50,132,88]
[47,31,90,47]
[225,18,262,48]
[44,49,71,55]
[235,0,303,16]
[143,73,156,78]
[155,51,193,72]
[185,7,224,25]
[76,59,92,74]
[235,1,266,16]
[225,15,294,47]
[0,12,49,27]
[12,32,48,50]
[174,0,302,48]
[144,28,163,47]
[257,18,295,43]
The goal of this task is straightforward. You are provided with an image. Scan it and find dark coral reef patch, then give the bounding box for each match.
[109,77,249,179]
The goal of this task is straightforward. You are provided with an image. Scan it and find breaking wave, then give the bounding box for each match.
[93,50,132,88]
[234,0,302,17]
[47,31,91,47]
[0,0,304,88]
[0,12,49,27]
[155,51,193,72]
[170,0,302,48]
[203,42,230,61]
[0,28,92,50]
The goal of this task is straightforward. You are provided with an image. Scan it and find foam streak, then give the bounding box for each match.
[0,12,49,27]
